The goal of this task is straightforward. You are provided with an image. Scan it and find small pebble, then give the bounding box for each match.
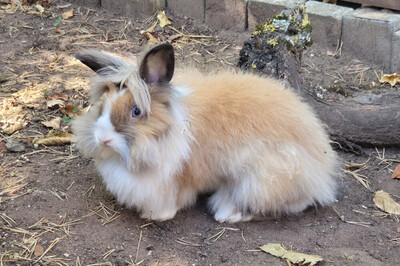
[5,139,26,152]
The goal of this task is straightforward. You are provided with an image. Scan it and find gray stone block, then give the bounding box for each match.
[205,0,247,32]
[342,8,400,72]
[68,0,101,8]
[101,0,166,18]
[392,30,400,72]
[247,0,297,31]
[305,1,353,49]
[167,0,205,22]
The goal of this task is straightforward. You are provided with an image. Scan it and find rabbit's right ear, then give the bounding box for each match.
[139,43,175,85]
[75,51,121,73]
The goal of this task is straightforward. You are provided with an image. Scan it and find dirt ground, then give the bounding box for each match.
[1,1,400,265]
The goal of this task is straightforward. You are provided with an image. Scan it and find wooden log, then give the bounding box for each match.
[239,38,400,148]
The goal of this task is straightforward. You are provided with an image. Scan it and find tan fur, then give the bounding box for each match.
[173,70,336,214]
[109,85,172,138]
[135,97,172,138]
[73,46,337,222]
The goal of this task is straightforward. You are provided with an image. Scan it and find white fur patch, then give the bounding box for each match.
[96,157,179,220]
[92,89,130,162]
[91,85,193,219]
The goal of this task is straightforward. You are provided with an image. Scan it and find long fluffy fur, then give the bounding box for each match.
[73,50,337,223]
[173,70,337,221]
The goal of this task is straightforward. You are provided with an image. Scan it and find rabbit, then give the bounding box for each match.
[72,43,338,223]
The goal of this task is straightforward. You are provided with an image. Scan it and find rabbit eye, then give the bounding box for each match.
[115,82,126,89]
[131,106,141,117]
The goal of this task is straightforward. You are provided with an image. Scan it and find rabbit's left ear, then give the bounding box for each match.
[139,43,175,85]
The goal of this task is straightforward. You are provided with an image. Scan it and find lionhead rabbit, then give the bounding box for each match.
[72,43,337,223]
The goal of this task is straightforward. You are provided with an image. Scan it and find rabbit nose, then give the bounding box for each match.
[97,136,111,146]
[102,139,111,146]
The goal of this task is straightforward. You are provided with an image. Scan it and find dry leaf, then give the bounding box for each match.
[326,50,335,56]
[60,105,82,118]
[49,92,69,102]
[41,117,62,130]
[47,99,65,109]
[2,123,25,135]
[33,132,74,146]
[260,243,323,266]
[55,26,65,34]
[392,164,400,179]
[373,190,400,215]
[59,37,72,50]
[157,11,171,28]
[34,244,44,257]
[168,33,183,42]
[0,142,9,153]
[147,22,157,33]
[379,73,400,87]
[34,4,44,14]
[61,8,74,20]
[140,30,160,45]
[0,4,12,10]
[26,136,32,147]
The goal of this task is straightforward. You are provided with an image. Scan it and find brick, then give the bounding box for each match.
[101,0,166,18]
[247,0,297,31]
[342,8,400,72]
[205,0,247,32]
[67,0,101,8]
[167,0,205,22]
[342,0,400,11]
[392,30,400,72]
[305,1,353,49]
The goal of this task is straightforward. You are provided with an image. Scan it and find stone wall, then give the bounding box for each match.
[67,0,400,72]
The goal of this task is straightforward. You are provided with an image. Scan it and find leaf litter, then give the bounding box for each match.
[61,8,73,20]
[207,227,241,242]
[260,243,324,266]
[332,207,372,228]
[2,122,26,135]
[33,132,74,146]
[157,10,171,28]
[0,176,31,204]
[41,117,62,129]
[373,190,400,216]
[84,202,121,226]
[0,213,81,265]
[391,164,400,179]
[379,72,400,87]
[343,158,371,190]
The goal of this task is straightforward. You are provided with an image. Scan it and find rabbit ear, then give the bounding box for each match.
[75,51,123,73]
[139,43,175,85]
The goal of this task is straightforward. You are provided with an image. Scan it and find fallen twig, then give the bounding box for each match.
[332,207,372,228]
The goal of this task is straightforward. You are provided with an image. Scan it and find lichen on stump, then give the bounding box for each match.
[239,4,312,79]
